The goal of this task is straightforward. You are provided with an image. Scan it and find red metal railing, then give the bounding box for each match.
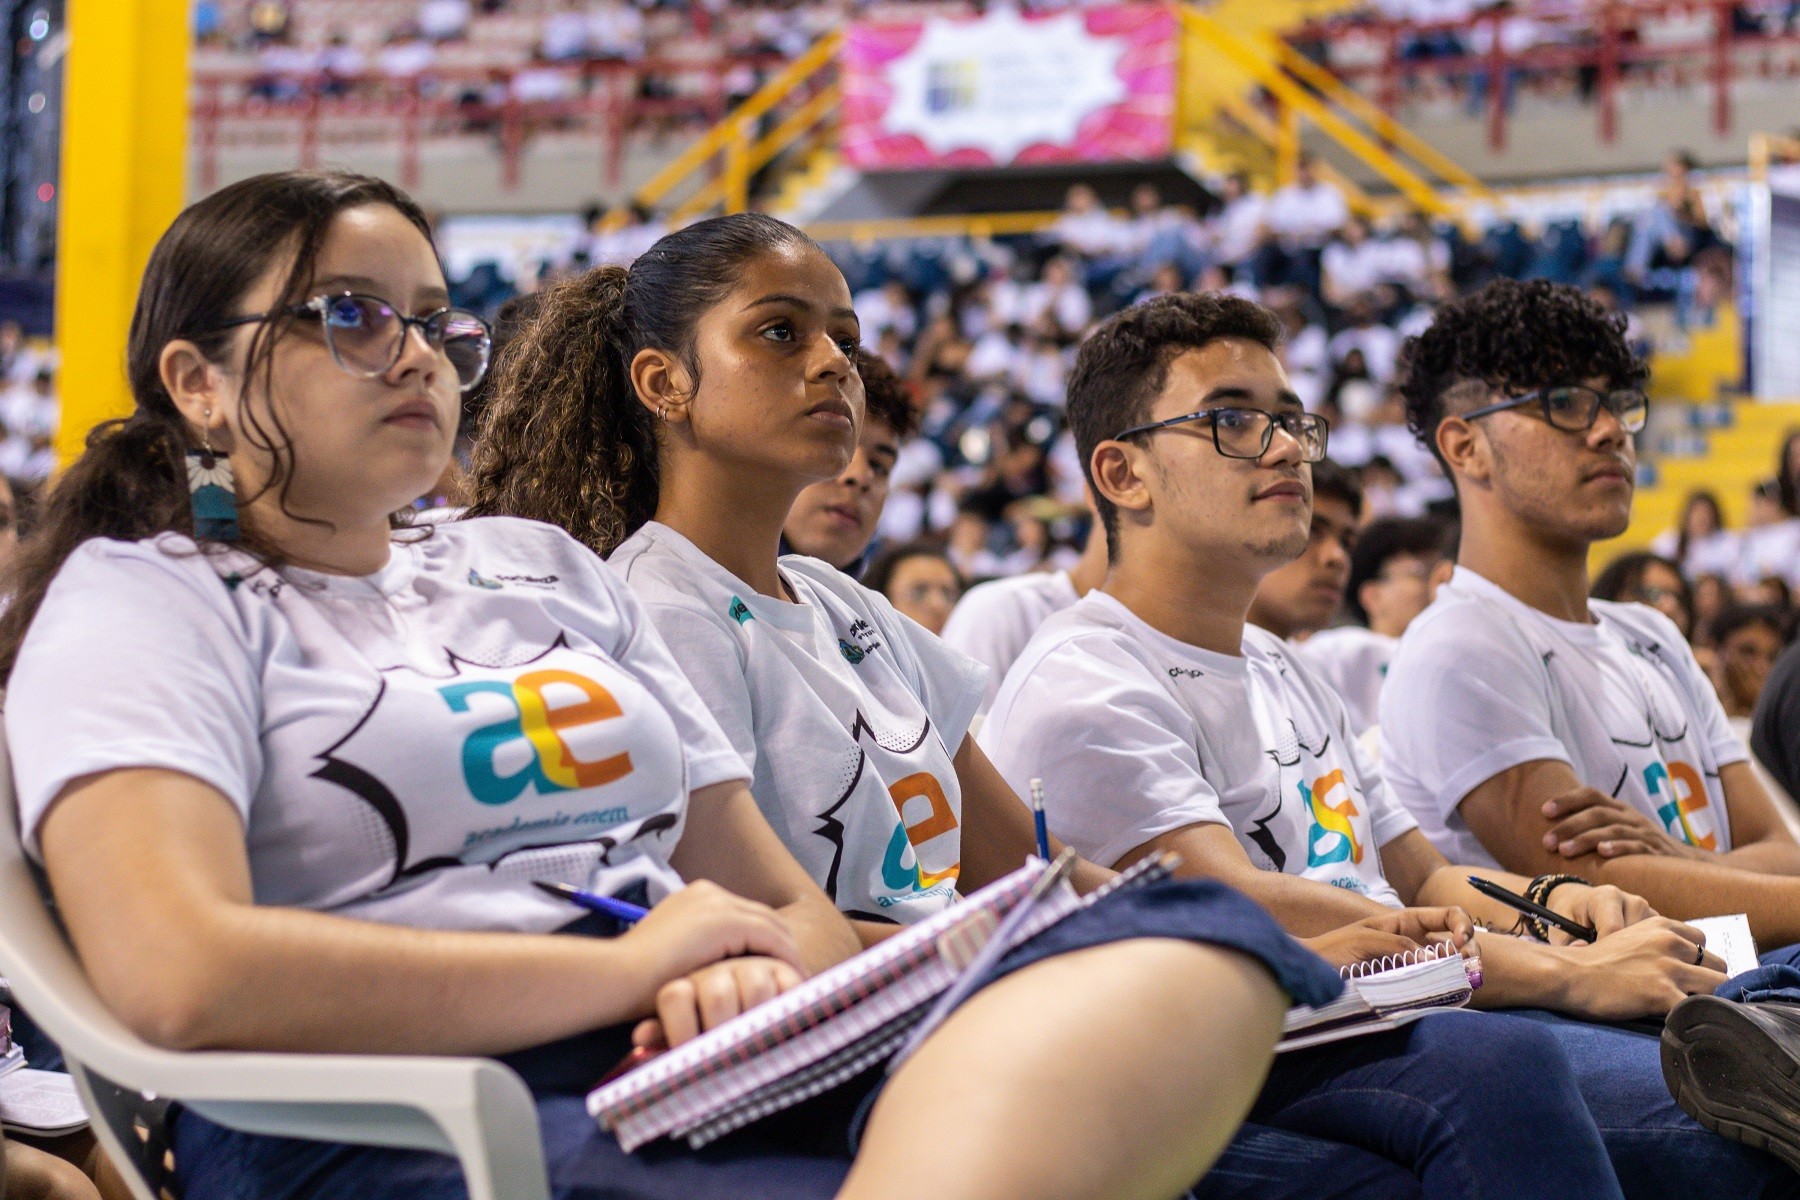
[1287,0,1800,151]
[190,53,783,193]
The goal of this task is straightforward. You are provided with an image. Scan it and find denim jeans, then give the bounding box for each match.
[174,1103,1431,1200]
[1510,1007,1799,1200]
[1247,1009,1624,1200]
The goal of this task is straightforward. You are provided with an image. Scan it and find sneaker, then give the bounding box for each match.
[1662,994,1800,1173]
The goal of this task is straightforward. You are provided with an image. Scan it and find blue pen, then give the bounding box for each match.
[1028,778,1051,861]
[533,880,650,925]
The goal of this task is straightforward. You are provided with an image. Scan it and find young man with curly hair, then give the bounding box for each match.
[1380,280,1800,1166]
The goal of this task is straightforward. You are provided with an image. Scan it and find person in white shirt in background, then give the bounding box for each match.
[852,279,917,352]
[1267,288,1329,410]
[374,26,437,79]
[1208,174,1270,279]
[1304,515,1452,735]
[976,290,1772,1200]
[0,367,56,478]
[1320,220,1385,310]
[1050,184,1128,262]
[1734,479,1800,592]
[1017,256,1092,337]
[1266,156,1349,259]
[1244,457,1360,644]
[780,349,914,575]
[416,0,470,41]
[541,0,592,61]
[469,210,1351,1200]
[942,503,1109,714]
[587,0,647,62]
[1651,488,1740,582]
[1327,295,1401,384]
[1378,279,1800,1171]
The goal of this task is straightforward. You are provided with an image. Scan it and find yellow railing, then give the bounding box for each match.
[607,31,841,227]
[1180,8,1465,221]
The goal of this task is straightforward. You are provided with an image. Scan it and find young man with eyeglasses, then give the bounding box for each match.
[979,291,1799,1198]
[1379,280,1800,1168]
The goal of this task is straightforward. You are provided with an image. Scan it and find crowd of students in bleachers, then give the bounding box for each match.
[15,165,1800,1200]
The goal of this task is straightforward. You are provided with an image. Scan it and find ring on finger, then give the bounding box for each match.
[1694,942,1706,966]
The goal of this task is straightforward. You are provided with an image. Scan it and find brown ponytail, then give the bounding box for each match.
[467,267,657,556]
[469,212,817,555]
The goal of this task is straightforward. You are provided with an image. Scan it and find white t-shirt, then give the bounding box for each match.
[1735,520,1800,588]
[1267,182,1350,248]
[940,570,1080,713]
[1649,527,1739,581]
[981,593,1412,905]
[611,522,987,925]
[7,518,747,932]
[1300,626,1398,736]
[1380,566,1744,868]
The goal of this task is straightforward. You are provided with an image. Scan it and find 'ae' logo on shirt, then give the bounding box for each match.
[728,596,754,625]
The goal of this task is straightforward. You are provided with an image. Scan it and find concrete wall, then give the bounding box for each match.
[189,129,692,213]
[1332,76,1800,187]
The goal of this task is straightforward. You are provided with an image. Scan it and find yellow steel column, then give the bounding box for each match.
[55,0,189,466]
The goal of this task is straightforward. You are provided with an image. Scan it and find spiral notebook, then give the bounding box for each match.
[1279,944,1479,1052]
[587,851,1175,1151]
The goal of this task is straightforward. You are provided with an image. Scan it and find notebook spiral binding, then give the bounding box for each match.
[1339,942,1456,980]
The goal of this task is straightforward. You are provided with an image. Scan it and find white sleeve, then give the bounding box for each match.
[595,570,751,792]
[979,635,1227,869]
[861,588,987,754]
[1379,610,1570,822]
[5,542,262,855]
[631,599,760,781]
[940,588,1029,711]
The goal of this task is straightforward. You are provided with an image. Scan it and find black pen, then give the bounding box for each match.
[1466,876,1597,943]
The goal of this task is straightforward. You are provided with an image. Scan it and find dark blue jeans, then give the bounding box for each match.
[1510,1009,1799,1200]
[1500,941,1800,1200]
[172,1013,1610,1200]
[1246,1009,1622,1200]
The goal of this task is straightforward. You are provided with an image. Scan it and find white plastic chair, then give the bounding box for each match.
[0,731,550,1200]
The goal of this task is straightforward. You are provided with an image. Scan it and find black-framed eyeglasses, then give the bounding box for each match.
[1113,406,1331,463]
[207,293,493,393]
[1459,385,1649,435]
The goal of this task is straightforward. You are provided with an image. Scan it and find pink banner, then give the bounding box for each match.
[841,4,1177,171]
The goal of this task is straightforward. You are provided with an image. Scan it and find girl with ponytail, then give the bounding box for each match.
[471,216,1374,1200]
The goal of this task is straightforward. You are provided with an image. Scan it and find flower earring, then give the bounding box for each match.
[186,416,239,542]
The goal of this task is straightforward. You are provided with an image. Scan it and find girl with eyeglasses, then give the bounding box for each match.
[0,175,1341,1200]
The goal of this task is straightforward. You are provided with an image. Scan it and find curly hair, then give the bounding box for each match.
[468,213,818,555]
[855,348,918,441]
[1397,279,1648,472]
[1066,292,1283,555]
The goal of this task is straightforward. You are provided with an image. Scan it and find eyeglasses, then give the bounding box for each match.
[208,293,493,393]
[1459,385,1649,435]
[1113,406,1331,463]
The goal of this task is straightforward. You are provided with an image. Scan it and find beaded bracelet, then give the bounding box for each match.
[1524,873,1589,941]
